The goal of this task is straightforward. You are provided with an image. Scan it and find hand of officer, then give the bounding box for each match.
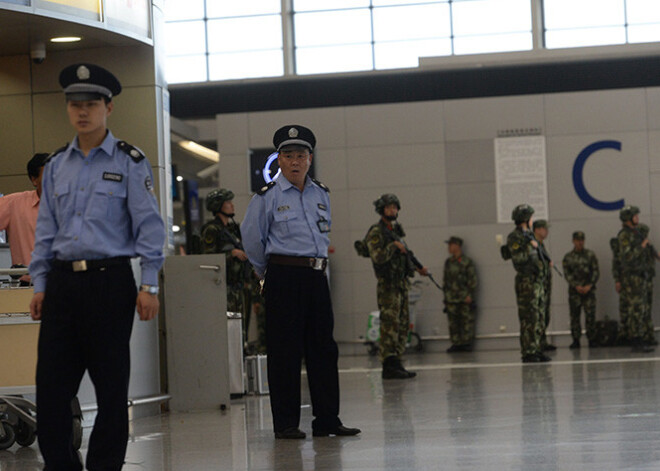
[393,241,407,253]
[232,249,248,261]
[136,291,159,321]
[30,292,45,321]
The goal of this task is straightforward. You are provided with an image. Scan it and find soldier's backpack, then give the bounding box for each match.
[593,317,619,347]
[500,245,512,261]
[609,237,619,257]
[354,239,370,257]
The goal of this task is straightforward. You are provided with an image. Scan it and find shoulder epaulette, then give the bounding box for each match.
[117,141,145,163]
[257,181,276,195]
[46,143,69,163]
[311,178,330,193]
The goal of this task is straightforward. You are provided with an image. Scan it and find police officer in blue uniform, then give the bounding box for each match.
[241,125,360,440]
[29,63,165,470]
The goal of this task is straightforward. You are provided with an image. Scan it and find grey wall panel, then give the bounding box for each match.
[346,143,445,189]
[649,130,660,175]
[444,95,545,141]
[446,182,497,226]
[647,87,660,130]
[344,101,444,147]
[0,95,33,177]
[0,56,30,96]
[545,132,650,220]
[316,148,348,191]
[544,89,647,136]
[219,152,250,198]
[445,140,495,183]
[217,113,249,155]
[477,307,519,339]
[328,190,350,240]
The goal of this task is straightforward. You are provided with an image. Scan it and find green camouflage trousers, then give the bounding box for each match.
[377,280,409,363]
[540,278,552,348]
[515,274,546,356]
[445,302,475,346]
[228,283,252,344]
[568,290,596,342]
[621,274,648,340]
[644,278,656,344]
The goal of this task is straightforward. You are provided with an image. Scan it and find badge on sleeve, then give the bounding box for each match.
[145,176,154,194]
[317,217,330,233]
[317,203,327,211]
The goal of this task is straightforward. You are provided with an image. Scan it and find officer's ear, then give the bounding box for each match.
[106,100,114,116]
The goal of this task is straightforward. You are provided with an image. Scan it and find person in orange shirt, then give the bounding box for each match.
[0,153,48,283]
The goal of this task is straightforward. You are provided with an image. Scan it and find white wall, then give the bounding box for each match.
[209,85,660,353]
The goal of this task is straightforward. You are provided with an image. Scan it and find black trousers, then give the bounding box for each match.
[264,263,341,433]
[36,263,136,471]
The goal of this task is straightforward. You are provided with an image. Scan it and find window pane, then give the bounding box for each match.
[453,32,533,55]
[628,24,660,43]
[627,0,660,24]
[207,0,281,18]
[373,4,451,41]
[374,39,451,69]
[165,21,206,55]
[293,0,369,12]
[296,44,373,74]
[209,50,284,80]
[373,0,443,5]
[166,55,207,84]
[544,0,624,29]
[208,16,282,53]
[545,27,626,49]
[452,0,531,36]
[294,10,372,47]
[164,0,204,21]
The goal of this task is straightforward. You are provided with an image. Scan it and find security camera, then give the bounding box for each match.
[30,41,46,64]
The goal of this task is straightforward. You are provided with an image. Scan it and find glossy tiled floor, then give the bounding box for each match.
[6,346,660,470]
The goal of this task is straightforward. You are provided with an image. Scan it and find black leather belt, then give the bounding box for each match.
[52,257,130,272]
[269,254,328,271]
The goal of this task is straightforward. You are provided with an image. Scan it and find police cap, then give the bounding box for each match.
[273,125,316,152]
[445,236,463,246]
[59,63,121,101]
[572,231,585,240]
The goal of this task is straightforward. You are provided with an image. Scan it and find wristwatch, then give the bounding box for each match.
[140,284,159,295]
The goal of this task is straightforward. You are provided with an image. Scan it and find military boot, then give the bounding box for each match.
[382,357,410,379]
[631,338,655,353]
[392,357,416,378]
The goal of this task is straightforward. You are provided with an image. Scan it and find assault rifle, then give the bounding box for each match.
[523,230,564,278]
[381,224,443,291]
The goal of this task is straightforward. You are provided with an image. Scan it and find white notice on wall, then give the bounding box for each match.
[494,136,548,224]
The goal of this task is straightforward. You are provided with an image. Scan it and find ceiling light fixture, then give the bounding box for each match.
[50,36,82,43]
[178,141,220,163]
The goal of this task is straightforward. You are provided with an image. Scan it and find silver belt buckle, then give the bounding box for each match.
[72,260,88,272]
[312,258,325,270]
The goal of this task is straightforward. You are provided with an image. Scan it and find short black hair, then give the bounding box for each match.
[27,153,49,179]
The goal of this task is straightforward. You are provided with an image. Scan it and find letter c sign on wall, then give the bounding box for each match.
[572,140,625,211]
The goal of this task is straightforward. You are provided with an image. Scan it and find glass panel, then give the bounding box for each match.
[208,16,282,53]
[452,0,531,36]
[296,44,373,74]
[543,0,624,29]
[628,24,660,43]
[293,0,370,12]
[373,0,444,5]
[374,39,452,69]
[373,4,451,41]
[166,55,207,84]
[627,0,660,24]
[545,27,627,49]
[207,0,281,18]
[165,21,206,56]
[209,50,284,80]
[453,32,533,55]
[294,9,372,47]
[164,0,204,21]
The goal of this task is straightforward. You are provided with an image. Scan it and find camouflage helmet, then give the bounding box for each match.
[511,204,534,224]
[374,193,401,215]
[206,188,234,214]
[619,205,640,222]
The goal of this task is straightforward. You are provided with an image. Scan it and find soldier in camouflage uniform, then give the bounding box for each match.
[505,204,551,363]
[611,234,630,345]
[443,236,477,352]
[366,194,428,379]
[616,205,654,353]
[533,219,557,351]
[201,188,262,348]
[638,223,658,346]
[562,231,599,348]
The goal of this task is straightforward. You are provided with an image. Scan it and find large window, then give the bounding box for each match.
[164,0,660,84]
[544,0,660,48]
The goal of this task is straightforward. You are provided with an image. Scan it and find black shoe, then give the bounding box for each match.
[588,341,599,348]
[537,353,552,362]
[313,425,361,437]
[522,354,540,363]
[569,340,580,349]
[382,357,415,379]
[446,345,461,353]
[632,339,655,353]
[275,427,306,439]
[542,344,557,351]
[393,358,417,378]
